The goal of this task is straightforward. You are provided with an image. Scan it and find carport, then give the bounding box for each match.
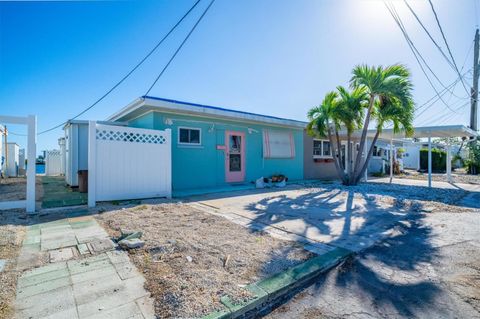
[363,125,478,187]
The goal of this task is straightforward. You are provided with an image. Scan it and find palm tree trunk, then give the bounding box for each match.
[347,132,353,185]
[335,128,344,171]
[354,129,380,184]
[328,127,347,184]
[352,95,375,181]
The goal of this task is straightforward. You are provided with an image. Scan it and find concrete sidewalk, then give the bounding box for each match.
[14,212,154,319]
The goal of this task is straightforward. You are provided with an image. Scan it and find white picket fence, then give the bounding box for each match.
[45,150,62,176]
[88,122,171,206]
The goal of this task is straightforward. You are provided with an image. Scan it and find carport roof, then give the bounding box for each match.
[340,125,478,139]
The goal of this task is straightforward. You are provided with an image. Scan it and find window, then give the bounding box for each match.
[263,130,295,158]
[313,140,331,158]
[178,127,201,145]
[323,141,331,156]
[313,140,322,156]
[373,146,380,157]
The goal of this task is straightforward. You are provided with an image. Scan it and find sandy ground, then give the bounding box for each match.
[0,176,44,202]
[95,202,312,318]
[396,169,480,185]
[0,209,27,319]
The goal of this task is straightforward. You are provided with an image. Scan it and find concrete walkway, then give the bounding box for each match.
[14,212,154,319]
[371,177,480,192]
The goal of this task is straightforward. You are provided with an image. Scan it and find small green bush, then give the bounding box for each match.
[420,148,446,172]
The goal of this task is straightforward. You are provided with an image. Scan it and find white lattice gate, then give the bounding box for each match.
[88,122,171,206]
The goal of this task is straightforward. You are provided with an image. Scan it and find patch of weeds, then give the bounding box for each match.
[372,172,385,177]
[130,200,141,205]
[111,200,121,206]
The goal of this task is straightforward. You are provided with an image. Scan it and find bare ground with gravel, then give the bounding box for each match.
[0,209,27,319]
[0,176,44,202]
[396,169,480,185]
[95,202,313,318]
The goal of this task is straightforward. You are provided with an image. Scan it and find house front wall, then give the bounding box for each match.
[128,111,304,191]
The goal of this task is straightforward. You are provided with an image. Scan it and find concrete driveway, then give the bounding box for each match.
[191,182,414,253]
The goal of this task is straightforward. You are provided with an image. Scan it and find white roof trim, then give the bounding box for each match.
[107,97,307,129]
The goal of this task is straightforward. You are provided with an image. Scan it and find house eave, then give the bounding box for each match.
[107,97,307,129]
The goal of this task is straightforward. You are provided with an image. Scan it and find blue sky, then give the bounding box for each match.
[0,0,477,153]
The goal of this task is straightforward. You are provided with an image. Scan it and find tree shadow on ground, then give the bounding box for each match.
[241,183,445,317]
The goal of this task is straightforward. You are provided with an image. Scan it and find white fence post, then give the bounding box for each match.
[26,115,36,214]
[165,128,172,198]
[88,121,96,207]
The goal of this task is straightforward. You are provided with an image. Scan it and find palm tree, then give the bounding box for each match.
[335,86,368,184]
[307,92,348,184]
[350,64,414,184]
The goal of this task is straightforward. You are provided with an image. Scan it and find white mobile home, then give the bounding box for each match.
[64,120,89,187]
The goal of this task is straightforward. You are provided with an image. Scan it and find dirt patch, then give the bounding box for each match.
[0,209,27,319]
[0,176,44,202]
[95,202,312,318]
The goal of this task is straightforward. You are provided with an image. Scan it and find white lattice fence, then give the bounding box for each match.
[88,122,171,206]
[45,149,62,176]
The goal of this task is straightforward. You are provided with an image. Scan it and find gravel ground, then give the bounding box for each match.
[395,169,480,185]
[0,210,27,319]
[95,202,313,318]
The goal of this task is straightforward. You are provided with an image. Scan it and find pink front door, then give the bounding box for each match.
[225,131,245,183]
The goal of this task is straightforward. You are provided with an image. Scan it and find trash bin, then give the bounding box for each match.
[78,170,88,193]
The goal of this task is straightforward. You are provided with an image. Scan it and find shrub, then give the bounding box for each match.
[420,148,447,172]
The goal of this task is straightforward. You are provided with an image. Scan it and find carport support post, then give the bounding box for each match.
[26,115,36,213]
[428,135,432,188]
[446,142,452,183]
[88,121,96,208]
[389,138,393,183]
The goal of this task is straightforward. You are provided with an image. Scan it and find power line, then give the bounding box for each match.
[144,0,216,96]
[428,0,470,95]
[402,0,456,71]
[385,2,464,114]
[34,0,203,136]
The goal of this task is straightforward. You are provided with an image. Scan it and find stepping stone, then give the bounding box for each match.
[77,243,90,255]
[89,239,115,253]
[50,248,75,263]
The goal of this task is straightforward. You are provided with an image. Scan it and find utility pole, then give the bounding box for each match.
[471,28,479,133]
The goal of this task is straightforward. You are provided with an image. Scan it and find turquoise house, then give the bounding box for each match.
[107,96,306,193]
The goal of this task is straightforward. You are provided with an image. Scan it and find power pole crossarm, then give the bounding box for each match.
[471,29,479,133]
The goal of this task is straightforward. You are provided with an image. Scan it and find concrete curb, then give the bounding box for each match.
[201,247,352,319]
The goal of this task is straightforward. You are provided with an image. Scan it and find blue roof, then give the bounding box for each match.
[142,96,307,125]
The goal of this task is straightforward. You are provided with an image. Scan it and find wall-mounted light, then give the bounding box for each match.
[248,128,258,134]
[208,124,215,133]
[164,118,173,125]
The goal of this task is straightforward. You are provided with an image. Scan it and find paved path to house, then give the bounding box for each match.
[14,212,154,319]
[40,176,87,209]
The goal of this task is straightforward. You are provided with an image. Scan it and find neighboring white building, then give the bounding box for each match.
[64,120,89,186]
[18,148,26,175]
[5,142,19,177]
[58,137,66,176]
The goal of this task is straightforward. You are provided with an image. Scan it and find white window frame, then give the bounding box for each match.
[313,139,332,159]
[177,126,201,145]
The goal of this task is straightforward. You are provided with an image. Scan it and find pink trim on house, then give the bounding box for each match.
[225,130,246,183]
